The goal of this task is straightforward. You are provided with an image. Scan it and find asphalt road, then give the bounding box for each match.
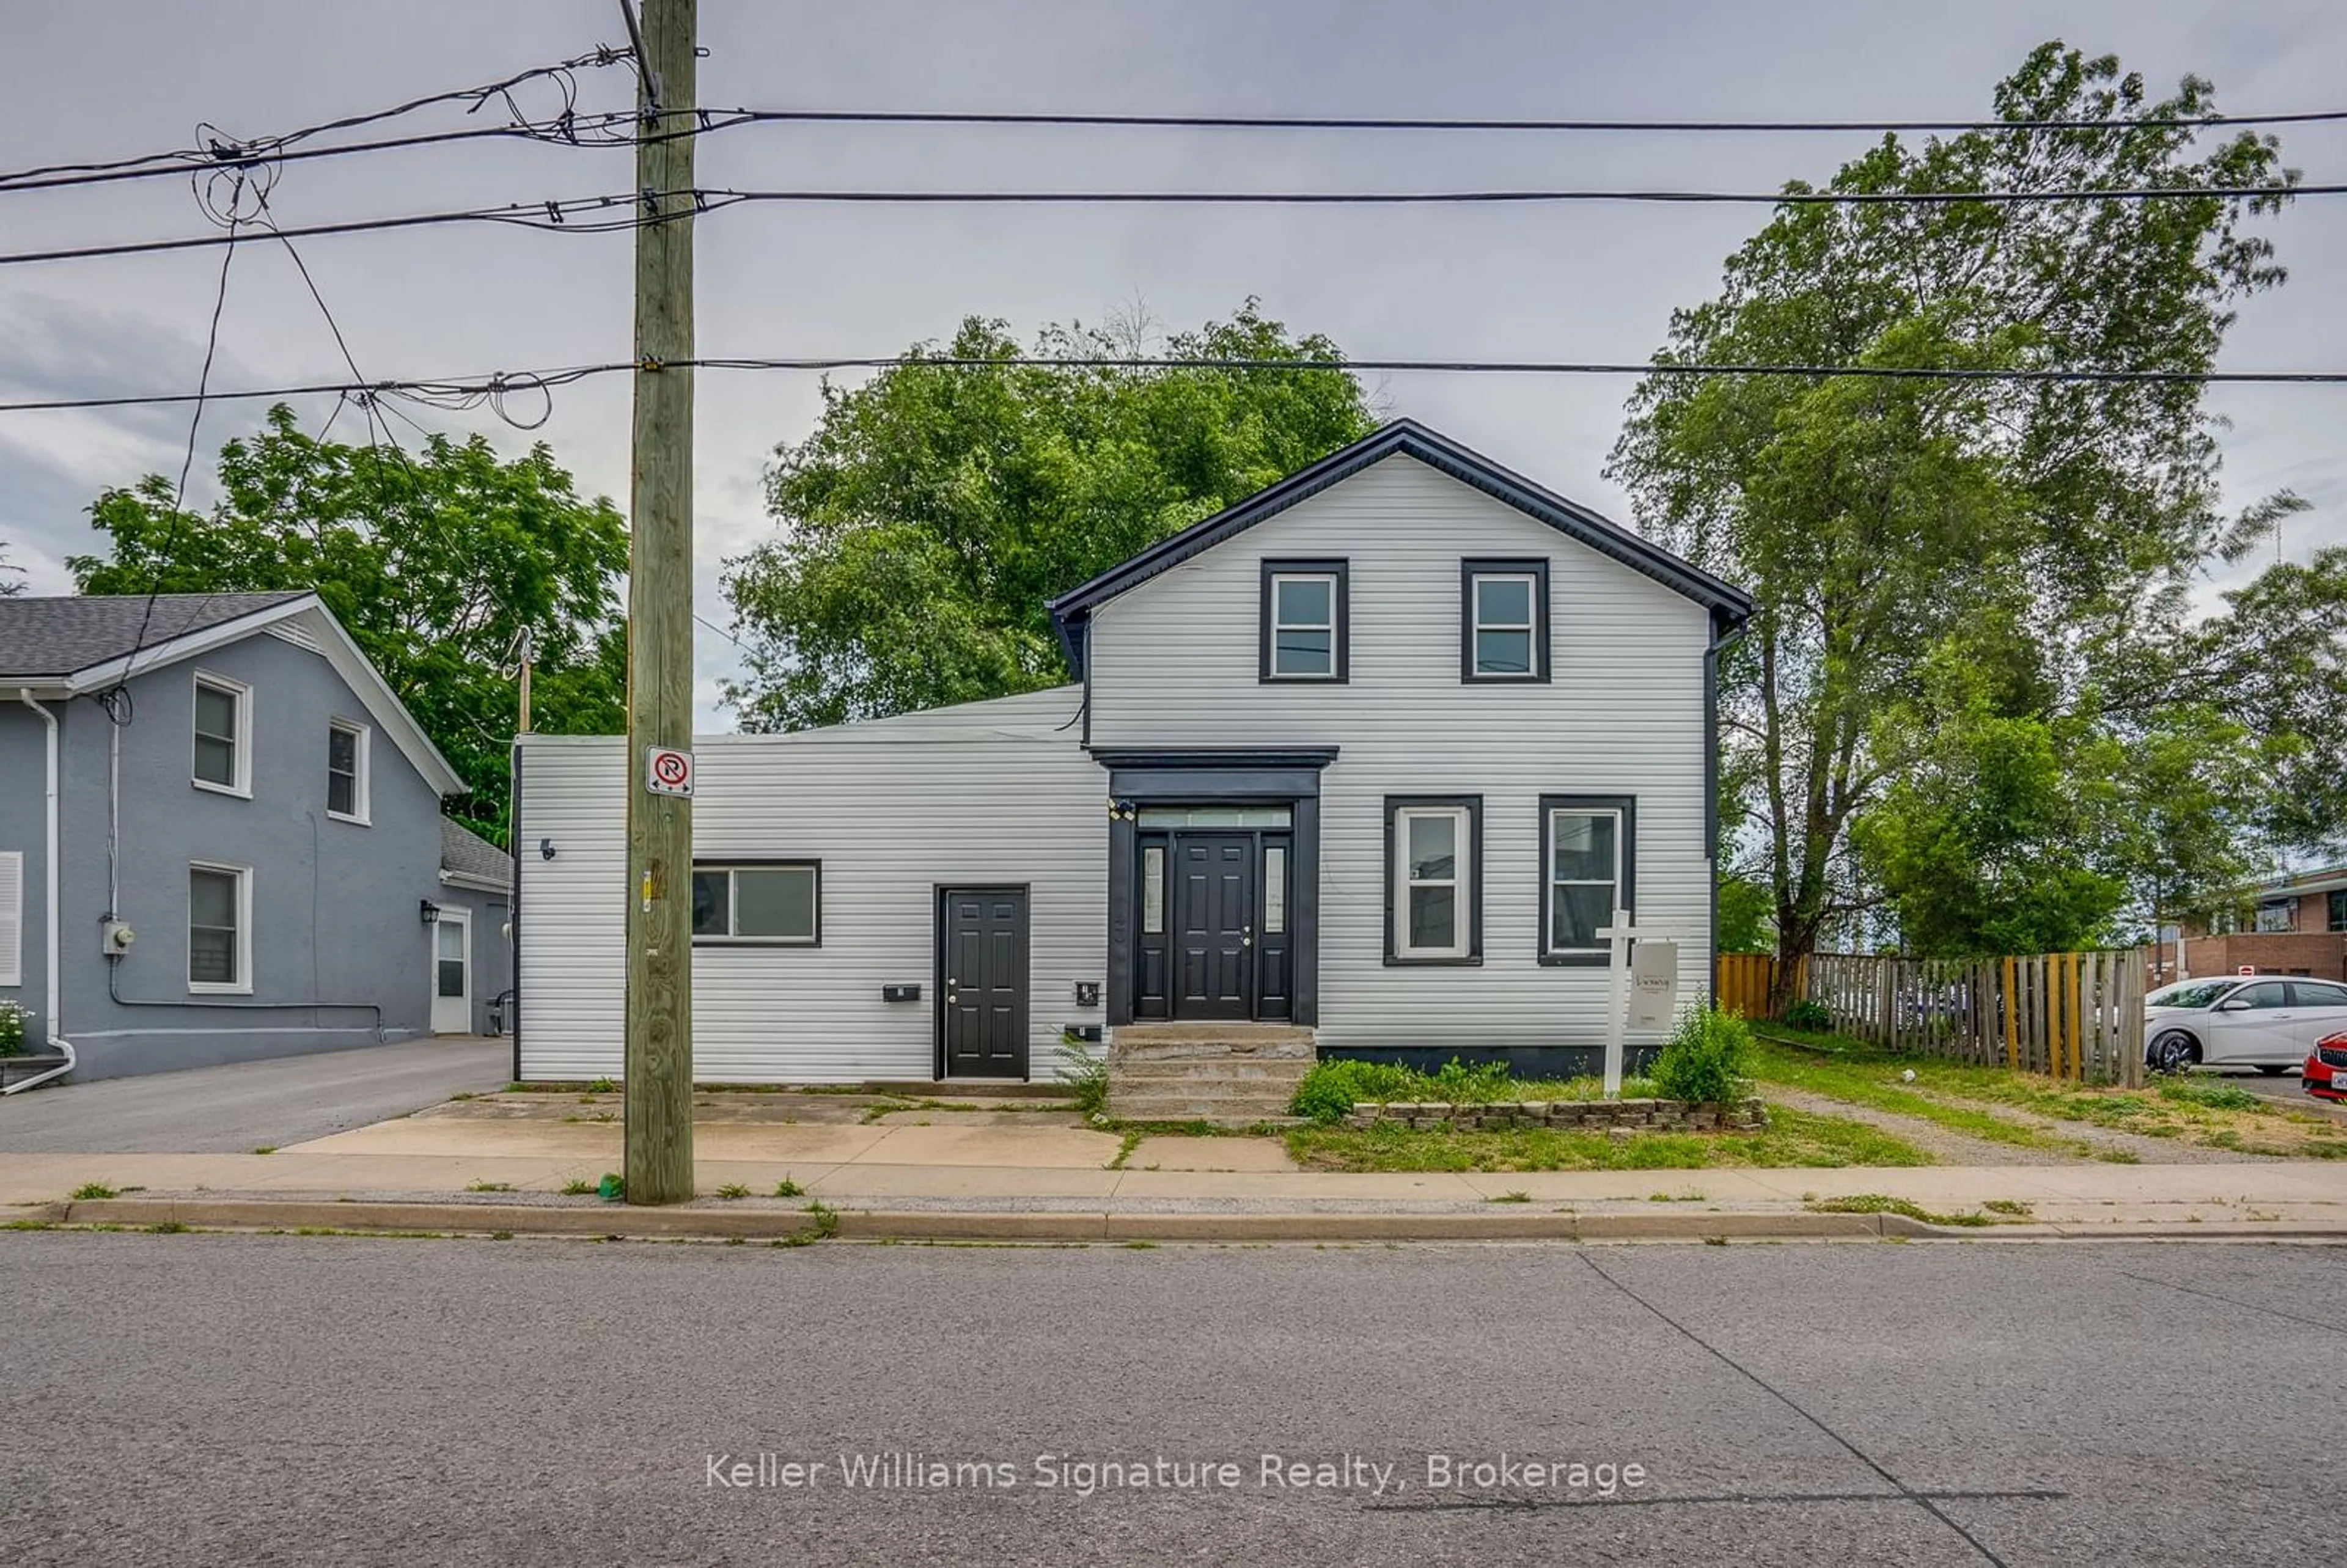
[0,1036,508,1152]
[2,1234,2340,1567]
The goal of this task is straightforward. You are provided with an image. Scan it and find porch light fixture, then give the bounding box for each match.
[419,899,442,926]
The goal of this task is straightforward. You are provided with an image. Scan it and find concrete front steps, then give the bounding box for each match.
[1107,1023,1315,1125]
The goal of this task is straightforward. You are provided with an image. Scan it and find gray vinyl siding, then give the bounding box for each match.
[516,689,1106,1082]
[1086,453,1714,1055]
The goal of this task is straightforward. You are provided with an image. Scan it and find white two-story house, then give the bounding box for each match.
[512,420,1752,1086]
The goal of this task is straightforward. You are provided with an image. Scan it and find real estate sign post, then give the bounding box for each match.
[621,0,697,1204]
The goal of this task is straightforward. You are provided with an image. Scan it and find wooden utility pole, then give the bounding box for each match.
[621,0,696,1204]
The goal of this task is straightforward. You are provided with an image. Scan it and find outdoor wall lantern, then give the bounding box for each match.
[419,899,442,926]
[539,838,558,860]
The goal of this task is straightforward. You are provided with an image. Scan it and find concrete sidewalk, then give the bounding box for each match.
[8,1101,2347,1241]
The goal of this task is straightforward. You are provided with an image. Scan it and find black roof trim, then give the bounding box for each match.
[1088,746,1340,771]
[1046,418,1753,676]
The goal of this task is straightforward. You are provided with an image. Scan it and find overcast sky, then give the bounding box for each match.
[2,0,2341,728]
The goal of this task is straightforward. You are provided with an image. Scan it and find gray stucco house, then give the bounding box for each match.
[1,592,513,1087]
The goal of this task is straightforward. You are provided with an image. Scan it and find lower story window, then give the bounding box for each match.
[692,863,820,945]
[189,863,249,991]
[1386,797,1482,963]
[1540,796,1634,964]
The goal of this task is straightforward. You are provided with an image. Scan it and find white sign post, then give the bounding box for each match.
[1597,910,1688,1097]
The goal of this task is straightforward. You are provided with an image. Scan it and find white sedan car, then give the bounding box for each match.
[2143,975,2347,1075]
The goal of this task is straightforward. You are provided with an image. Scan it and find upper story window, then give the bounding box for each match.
[191,671,251,797]
[1259,559,1349,683]
[1460,559,1551,681]
[2330,890,2346,932]
[2255,899,2294,934]
[692,862,821,945]
[1540,795,1634,965]
[1385,796,1482,964]
[327,719,371,824]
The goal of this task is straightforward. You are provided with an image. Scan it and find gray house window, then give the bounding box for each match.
[189,863,251,992]
[327,719,370,822]
[692,863,820,945]
[1384,796,1482,964]
[191,672,249,795]
[1540,795,1634,965]
[1259,559,1350,682]
[1461,559,1551,681]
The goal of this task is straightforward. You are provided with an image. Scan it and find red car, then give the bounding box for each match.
[2307,1032,2347,1101]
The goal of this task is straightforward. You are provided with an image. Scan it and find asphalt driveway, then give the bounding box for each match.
[0,1037,508,1154]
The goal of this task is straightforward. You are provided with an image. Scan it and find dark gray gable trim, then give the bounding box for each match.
[1538,794,1636,967]
[1046,419,1752,676]
[1383,794,1484,967]
[1458,557,1552,683]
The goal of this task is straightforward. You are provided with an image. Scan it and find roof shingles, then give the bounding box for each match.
[0,593,311,680]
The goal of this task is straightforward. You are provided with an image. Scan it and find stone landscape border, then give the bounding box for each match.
[1344,1097,1770,1132]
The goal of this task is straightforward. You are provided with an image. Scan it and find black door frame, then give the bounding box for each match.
[1096,748,1335,1028]
[933,883,1032,1080]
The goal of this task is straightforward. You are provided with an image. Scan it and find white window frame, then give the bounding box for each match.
[188,862,253,995]
[1392,804,1474,962]
[691,862,821,946]
[190,670,252,798]
[327,717,372,825]
[1470,572,1540,678]
[0,849,22,989]
[1268,571,1340,681]
[1545,806,1624,958]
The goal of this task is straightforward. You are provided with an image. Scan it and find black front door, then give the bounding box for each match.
[1174,834,1254,1019]
[941,887,1028,1077]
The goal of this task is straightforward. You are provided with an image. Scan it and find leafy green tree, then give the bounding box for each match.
[70,406,627,840]
[0,540,23,595]
[1608,42,2302,983]
[722,302,1378,730]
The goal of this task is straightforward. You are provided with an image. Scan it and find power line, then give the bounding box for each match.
[119,178,248,674]
[11,354,2347,424]
[12,99,2338,200]
[722,104,2347,136]
[0,48,636,193]
[1,176,2318,269]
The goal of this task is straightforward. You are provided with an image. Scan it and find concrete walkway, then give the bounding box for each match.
[9,1101,2347,1241]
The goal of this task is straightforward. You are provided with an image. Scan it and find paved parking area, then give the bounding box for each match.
[0,1037,509,1153]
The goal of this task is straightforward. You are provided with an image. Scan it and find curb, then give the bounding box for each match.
[34,1195,2347,1245]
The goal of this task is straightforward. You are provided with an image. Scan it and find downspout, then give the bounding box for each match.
[5,691,76,1094]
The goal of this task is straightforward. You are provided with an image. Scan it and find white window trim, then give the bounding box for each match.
[1546,807,1623,955]
[1471,572,1540,678]
[692,863,821,946]
[188,861,253,995]
[0,849,22,989]
[1394,805,1472,961]
[327,717,372,826]
[190,669,252,799]
[1268,571,1340,681]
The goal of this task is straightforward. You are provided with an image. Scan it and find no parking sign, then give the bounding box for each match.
[645,746,694,797]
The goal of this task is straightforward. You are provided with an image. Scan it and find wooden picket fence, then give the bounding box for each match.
[1714,949,2149,1086]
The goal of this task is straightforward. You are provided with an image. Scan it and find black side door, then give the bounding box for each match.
[1174,834,1254,1020]
[941,887,1029,1078]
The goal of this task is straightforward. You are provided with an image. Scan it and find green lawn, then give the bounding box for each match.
[1284,1105,1928,1173]
[1754,1028,2347,1158]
